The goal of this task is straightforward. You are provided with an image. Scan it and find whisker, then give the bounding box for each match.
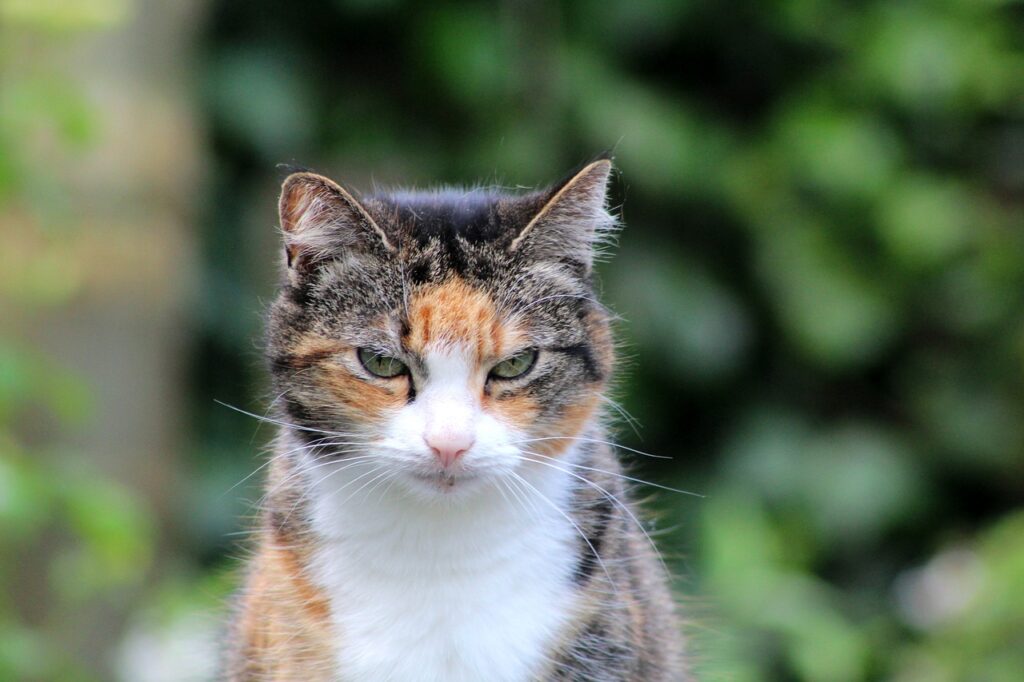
[215,399,370,439]
[493,478,516,511]
[221,436,332,498]
[511,435,672,460]
[598,395,642,439]
[521,450,703,498]
[283,459,382,524]
[377,473,401,502]
[507,471,618,593]
[351,470,396,508]
[262,455,378,506]
[501,474,544,523]
[517,452,671,578]
[335,467,392,508]
[233,437,382,503]
[249,386,294,445]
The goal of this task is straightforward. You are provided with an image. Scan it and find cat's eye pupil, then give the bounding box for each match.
[490,349,538,380]
[357,348,407,378]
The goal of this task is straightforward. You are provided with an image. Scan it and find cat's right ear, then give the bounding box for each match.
[278,172,394,276]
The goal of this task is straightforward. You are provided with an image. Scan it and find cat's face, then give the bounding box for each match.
[266,161,615,502]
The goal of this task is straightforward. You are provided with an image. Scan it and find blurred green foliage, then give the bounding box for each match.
[0,5,154,681]
[0,349,154,682]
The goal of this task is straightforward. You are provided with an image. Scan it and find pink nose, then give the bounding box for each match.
[425,431,474,468]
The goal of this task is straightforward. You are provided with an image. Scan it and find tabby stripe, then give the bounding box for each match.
[572,494,614,586]
[550,343,602,381]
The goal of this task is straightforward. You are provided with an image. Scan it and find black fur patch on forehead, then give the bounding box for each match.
[364,189,547,252]
[337,189,547,287]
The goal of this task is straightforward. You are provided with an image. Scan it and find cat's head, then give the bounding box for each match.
[266,160,616,503]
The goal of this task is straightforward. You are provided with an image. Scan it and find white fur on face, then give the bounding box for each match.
[374,345,526,502]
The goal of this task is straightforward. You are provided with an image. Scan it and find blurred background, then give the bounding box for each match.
[2,0,1023,680]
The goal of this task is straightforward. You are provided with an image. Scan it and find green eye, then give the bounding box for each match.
[357,348,408,378]
[490,349,538,380]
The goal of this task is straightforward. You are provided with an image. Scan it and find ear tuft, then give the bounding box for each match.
[278,172,393,271]
[510,159,615,271]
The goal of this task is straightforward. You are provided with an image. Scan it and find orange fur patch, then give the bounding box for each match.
[404,279,603,455]
[486,393,541,429]
[485,393,600,458]
[230,526,337,680]
[290,335,348,368]
[290,333,406,423]
[319,360,405,422]
[265,540,332,622]
[531,394,601,458]
[405,278,523,361]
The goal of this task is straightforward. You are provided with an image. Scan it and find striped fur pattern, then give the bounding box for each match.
[223,159,688,680]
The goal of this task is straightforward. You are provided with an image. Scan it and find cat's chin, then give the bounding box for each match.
[402,469,491,501]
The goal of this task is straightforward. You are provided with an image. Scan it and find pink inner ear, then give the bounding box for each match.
[280,174,328,233]
[278,172,395,267]
[278,175,334,271]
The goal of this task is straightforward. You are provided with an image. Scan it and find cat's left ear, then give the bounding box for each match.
[510,158,615,272]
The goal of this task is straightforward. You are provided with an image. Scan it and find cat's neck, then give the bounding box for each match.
[278,430,586,682]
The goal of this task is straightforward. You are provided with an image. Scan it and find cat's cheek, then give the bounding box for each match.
[484,393,541,434]
[490,393,600,458]
[319,363,407,424]
[530,395,601,457]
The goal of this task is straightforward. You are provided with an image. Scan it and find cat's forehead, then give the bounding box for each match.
[403,277,526,361]
[322,190,537,289]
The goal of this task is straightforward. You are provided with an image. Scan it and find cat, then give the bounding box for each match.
[223,158,688,681]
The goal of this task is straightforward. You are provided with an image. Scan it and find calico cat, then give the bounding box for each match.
[223,159,688,681]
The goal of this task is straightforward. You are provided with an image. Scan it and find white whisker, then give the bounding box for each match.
[517,452,671,577]
[215,399,370,439]
[512,435,672,460]
[522,450,702,498]
[507,471,618,592]
[599,395,642,438]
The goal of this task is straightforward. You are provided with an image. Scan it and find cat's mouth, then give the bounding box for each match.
[409,469,479,492]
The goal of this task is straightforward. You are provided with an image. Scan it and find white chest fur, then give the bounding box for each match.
[309,462,581,682]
